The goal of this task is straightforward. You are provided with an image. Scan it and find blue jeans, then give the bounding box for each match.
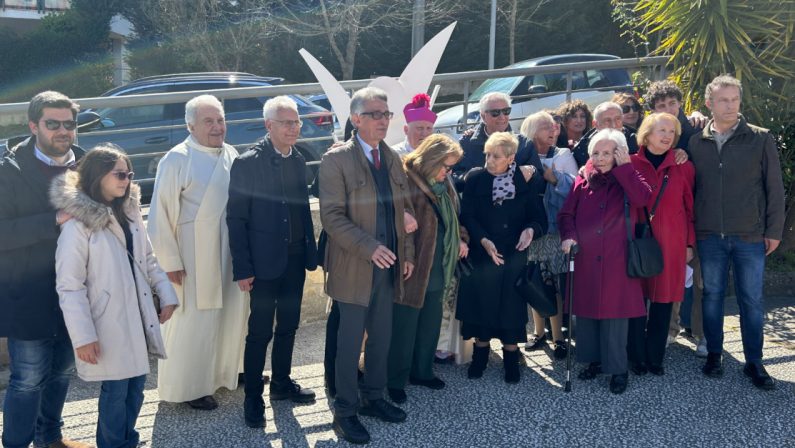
[680,286,694,329]
[96,375,146,448]
[2,337,75,448]
[697,234,766,364]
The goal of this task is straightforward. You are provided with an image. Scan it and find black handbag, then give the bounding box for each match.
[515,261,558,317]
[624,170,668,278]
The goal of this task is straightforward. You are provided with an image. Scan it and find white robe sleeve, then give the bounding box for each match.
[147,151,185,273]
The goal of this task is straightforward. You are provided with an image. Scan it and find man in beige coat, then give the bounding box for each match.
[147,95,249,410]
[319,87,415,444]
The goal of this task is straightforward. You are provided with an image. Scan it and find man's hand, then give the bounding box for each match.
[403,261,414,280]
[519,165,536,183]
[371,245,397,269]
[673,148,689,165]
[459,240,469,258]
[542,163,557,185]
[404,212,418,234]
[765,238,781,256]
[686,247,695,263]
[688,111,708,129]
[561,239,578,254]
[159,304,177,324]
[76,342,100,364]
[481,238,504,266]
[166,270,186,286]
[516,228,535,251]
[56,210,72,225]
[237,277,255,292]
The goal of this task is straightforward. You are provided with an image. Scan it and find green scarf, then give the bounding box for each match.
[429,180,460,291]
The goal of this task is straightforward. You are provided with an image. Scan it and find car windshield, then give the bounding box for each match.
[469,76,523,102]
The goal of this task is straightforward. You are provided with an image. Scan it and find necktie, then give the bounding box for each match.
[371,148,381,170]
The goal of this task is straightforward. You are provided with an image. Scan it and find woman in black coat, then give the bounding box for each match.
[456,132,547,384]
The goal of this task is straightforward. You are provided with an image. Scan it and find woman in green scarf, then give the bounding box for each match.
[386,134,468,404]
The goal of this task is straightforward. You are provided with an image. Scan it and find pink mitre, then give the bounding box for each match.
[403,93,437,124]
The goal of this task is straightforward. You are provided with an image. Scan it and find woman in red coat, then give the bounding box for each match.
[627,112,695,376]
[558,128,652,394]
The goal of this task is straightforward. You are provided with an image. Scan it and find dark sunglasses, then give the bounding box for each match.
[621,104,641,113]
[360,110,394,120]
[110,170,135,181]
[485,107,512,117]
[42,119,77,131]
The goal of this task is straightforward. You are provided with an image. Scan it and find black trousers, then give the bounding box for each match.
[243,250,306,400]
[323,300,340,381]
[627,301,674,368]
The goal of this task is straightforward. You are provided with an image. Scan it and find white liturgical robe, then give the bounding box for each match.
[147,136,248,402]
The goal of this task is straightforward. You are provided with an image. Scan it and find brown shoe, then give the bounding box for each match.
[47,439,95,448]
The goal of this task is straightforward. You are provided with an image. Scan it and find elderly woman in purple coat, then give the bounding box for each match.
[557,128,652,394]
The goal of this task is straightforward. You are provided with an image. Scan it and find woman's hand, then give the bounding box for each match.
[542,163,558,185]
[561,239,578,254]
[614,146,631,166]
[481,238,504,266]
[516,228,535,251]
[458,240,469,258]
[159,304,177,324]
[76,342,100,364]
[404,211,418,234]
[519,165,536,182]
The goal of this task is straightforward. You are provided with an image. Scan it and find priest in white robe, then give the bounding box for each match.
[147,94,248,410]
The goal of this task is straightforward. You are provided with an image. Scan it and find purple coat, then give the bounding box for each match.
[557,162,652,319]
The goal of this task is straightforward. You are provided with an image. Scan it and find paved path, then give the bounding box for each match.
[2,296,795,447]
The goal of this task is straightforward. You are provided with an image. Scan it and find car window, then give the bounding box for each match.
[528,73,568,92]
[586,69,612,88]
[225,96,264,114]
[94,86,169,129]
[470,76,523,102]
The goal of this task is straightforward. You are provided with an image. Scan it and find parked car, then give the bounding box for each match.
[434,54,634,139]
[11,72,333,203]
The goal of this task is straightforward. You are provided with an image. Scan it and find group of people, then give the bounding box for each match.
[0,72,785,447]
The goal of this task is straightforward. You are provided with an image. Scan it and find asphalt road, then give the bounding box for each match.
[2,296,794,447]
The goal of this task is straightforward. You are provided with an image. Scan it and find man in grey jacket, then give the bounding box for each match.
[688,75,785,390]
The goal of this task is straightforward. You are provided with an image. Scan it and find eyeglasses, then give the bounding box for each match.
[360,110,394,120]
[110,170,135,181]
[42,119,77,131]
[621,104,641,114]
[442,163,455,173]
[272,119,303,129]
[485,107,512,117]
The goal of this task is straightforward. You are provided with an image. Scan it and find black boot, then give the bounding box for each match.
[468,345,490,379]
[503,349,520,384]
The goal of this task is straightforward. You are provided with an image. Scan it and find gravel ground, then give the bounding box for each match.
[2,296,794,447]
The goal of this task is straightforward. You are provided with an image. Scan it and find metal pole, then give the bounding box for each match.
[489,0,496,69]
[411,0,426,57]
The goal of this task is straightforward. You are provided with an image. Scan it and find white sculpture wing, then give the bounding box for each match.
[299,48,351,129]
[398,22,457,97]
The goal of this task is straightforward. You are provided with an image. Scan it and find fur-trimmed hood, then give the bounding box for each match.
[49,170,141,232]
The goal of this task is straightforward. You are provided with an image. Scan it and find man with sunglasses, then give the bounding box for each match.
[1,91,91,448]
[319,87,415,444]
[451,92,544,191]
[227,96,319,428]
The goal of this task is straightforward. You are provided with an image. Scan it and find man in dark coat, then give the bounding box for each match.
[688,75,785,390]
[571,102,640,167]
[227,96,319,428]
[1,91,91,448]
[644,80,707,154]
[451,92,544,192]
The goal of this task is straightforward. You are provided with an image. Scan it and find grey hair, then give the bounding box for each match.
[587,128,627,156]
[520,111,554,140]
[705,75,743,102]
[479,92,512,113]
[263,95,298,121]
[350,87,388,115]
[185,94,224,125]
[593,102,623,123]
[28,91,79,123]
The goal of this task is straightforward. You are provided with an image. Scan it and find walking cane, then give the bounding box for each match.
[564,244,579,393]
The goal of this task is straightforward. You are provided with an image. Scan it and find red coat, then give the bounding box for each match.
[631,148,695,303]
[557,162,652,319]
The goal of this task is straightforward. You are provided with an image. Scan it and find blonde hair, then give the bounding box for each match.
[520,111,554,140]
[637,112,681,149]
[403,134,463,181]
[484,132,518,157]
